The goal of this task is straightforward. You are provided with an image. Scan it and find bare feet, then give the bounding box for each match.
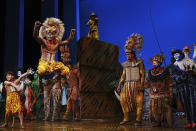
[20,124,25,129]
[11,123,14,128]
[74,117,81,121]
[63,114,69,121]
[0,123,8,128]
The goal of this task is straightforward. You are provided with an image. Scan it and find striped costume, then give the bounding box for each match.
[119,59,145,122]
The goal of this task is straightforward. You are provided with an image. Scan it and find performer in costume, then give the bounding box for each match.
[60,77,67,116]
[117,34,145,125]
[31,72,43,120]
[145,54,173,127]
[23,77,36,120]
[33,17,75,121]
[170,48,196,128]
[33,17,75,76]
[86,12,99,40]
[63,64,82,121]
[16,68,26,113]
[0,69,33,128]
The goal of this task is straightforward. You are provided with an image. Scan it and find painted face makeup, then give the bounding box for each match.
[153,60,159,67]
[174,53,181,61]
[17,71,22,77]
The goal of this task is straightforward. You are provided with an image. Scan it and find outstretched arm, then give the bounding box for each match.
[15,68,33,85]
[61,29,76,45]
[4,81,20,91]
[33,21,46,45]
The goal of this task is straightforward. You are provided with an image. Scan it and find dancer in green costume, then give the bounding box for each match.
[31,72,43,120]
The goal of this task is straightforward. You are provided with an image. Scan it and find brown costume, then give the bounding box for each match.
[145,54,173,127]
[63,67,81,121]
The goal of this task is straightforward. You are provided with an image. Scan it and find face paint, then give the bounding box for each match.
[153,60,159,67]
[24,78,32,85]
[17,71,22,77]
[174,53,181,61]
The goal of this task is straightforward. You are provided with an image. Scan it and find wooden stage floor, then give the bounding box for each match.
[0,119,195,131]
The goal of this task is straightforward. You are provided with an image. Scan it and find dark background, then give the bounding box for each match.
[0,0,76,81]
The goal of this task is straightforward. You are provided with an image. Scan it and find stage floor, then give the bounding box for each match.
[0,119,194,131]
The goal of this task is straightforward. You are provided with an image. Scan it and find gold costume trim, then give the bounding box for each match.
[6,92,21,115]
[38,60,69,76]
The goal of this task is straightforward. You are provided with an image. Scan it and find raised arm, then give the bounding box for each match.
[15,68,33,85]
[61,29,76,45]
[33,21,45,45]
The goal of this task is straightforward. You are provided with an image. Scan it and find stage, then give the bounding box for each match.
[0,119,193,131]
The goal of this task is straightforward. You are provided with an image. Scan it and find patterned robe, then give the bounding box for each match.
[119,59,145,122]
[145,67,173,127]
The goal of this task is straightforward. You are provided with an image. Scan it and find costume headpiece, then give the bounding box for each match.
[152,54,164,65]
[89,12,98,23]
[183,45,191,54]
[39,17,65,41]
[124,33,143,54]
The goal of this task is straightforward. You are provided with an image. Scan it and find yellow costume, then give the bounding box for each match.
[87,12,99,40]
[5,92,21,115]
[38,60,69,76]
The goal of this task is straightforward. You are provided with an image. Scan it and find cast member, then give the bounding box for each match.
[170,48,196,128]
[117,33,145,125]
[0,69,33,128]
[87,12,99,40]
[145,54,173,127]
[63,64,81,121]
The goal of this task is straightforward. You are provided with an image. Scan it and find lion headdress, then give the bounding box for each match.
[39,17,65,41]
